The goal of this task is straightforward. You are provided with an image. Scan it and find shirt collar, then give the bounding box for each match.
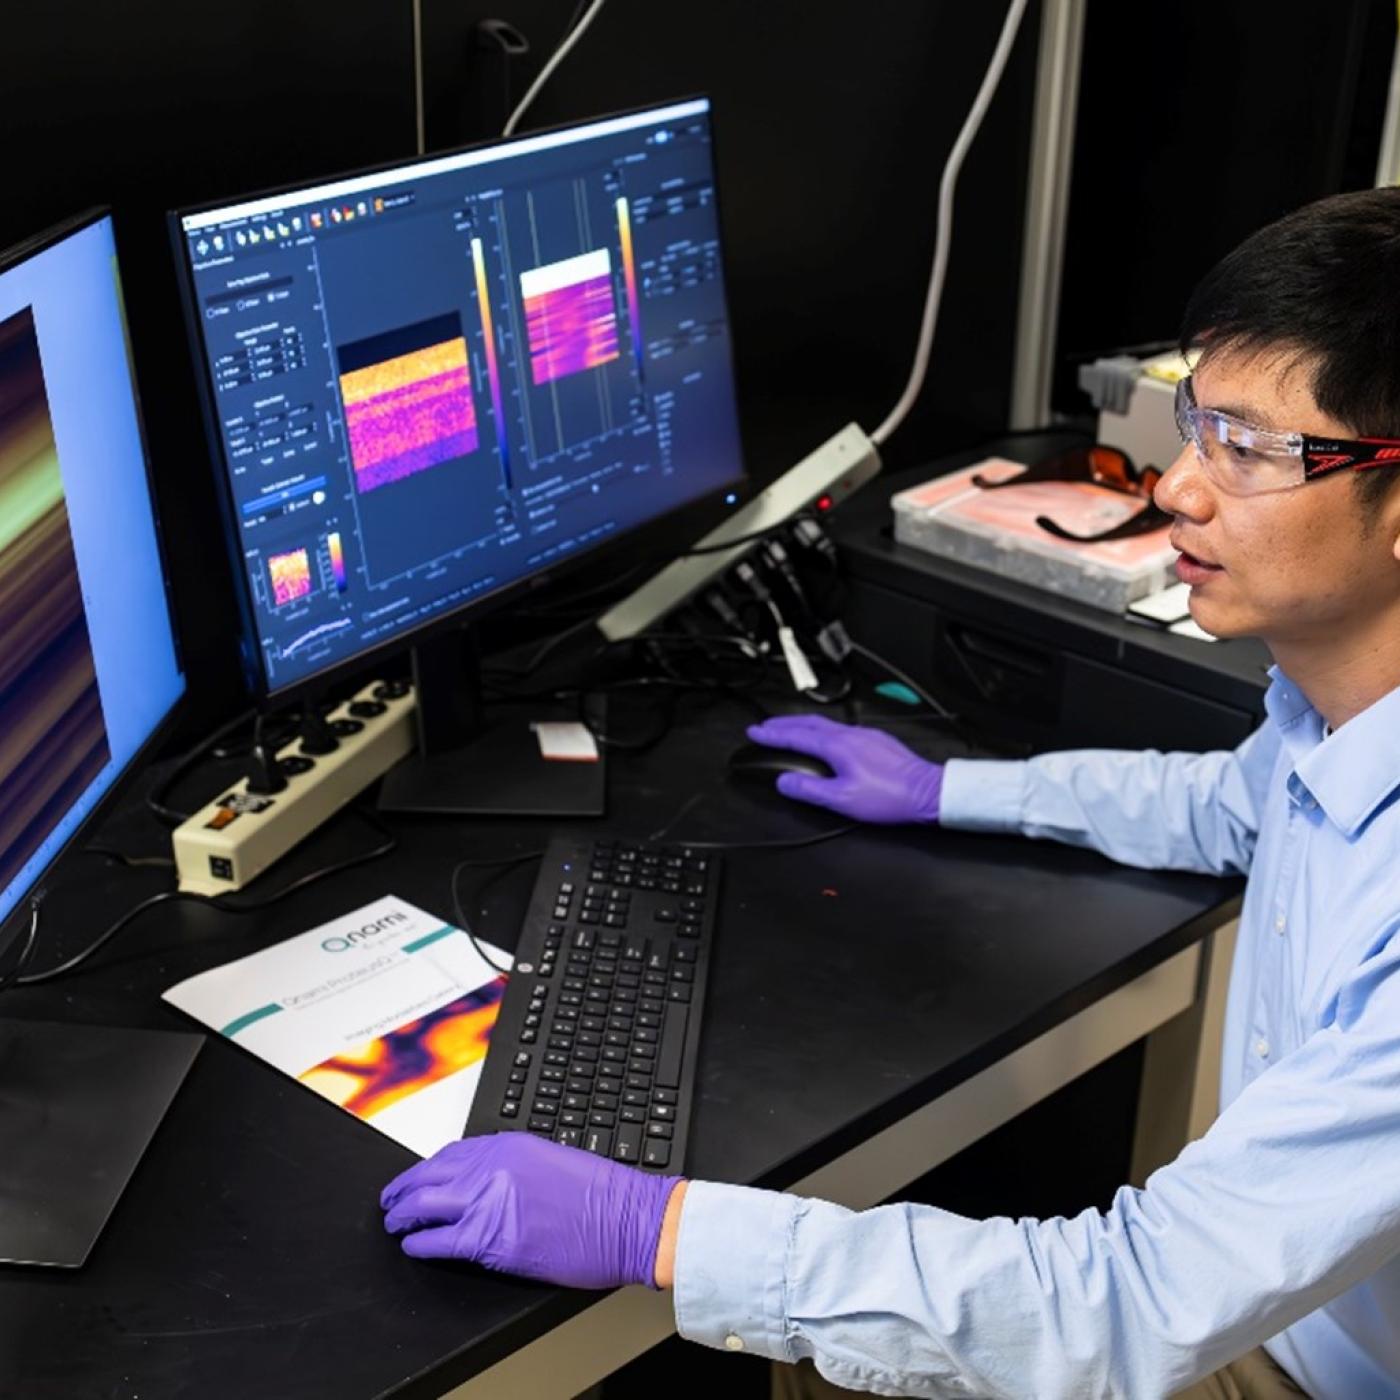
[1264,666,1400,837]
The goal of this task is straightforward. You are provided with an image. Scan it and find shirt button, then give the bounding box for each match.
[1274,913,1286,934]
[1256,1038,1270,1058]
[724,1334,745,1352]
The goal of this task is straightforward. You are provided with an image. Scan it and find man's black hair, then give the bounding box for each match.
[1179,187,1400,512]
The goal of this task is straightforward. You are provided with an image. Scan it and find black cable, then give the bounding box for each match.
[653,823,860,853]
[13,810,399,987]
[845,638,958,722]
[0,896,42,993]
[449,851,544,976]
[84,843,177,869]
[147,707,257,827]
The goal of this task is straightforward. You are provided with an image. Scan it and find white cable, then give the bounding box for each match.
[869,0,1031,447]
[502,0,608,138]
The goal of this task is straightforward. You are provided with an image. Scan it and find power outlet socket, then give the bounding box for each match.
[172,682,417,896]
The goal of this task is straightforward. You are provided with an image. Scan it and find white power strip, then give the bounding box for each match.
[172,682,417,896]
[596,422,881,641]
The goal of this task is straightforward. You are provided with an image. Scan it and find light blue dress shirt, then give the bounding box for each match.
[672,669,1400,1398]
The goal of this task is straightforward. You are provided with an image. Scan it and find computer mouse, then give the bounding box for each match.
[725,742,836,788]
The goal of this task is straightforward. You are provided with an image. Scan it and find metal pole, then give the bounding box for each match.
[1009,0,1087,429]
[1376,25,1400,186]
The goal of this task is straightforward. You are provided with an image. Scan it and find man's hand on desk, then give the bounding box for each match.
[381,1134,687,1290]
[747,715,944,824]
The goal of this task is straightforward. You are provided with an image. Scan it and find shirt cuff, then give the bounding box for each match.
[938,758,1027,833]
[672,1179,800,1362]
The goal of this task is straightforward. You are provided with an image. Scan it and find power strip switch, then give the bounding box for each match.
[173,682,417,896]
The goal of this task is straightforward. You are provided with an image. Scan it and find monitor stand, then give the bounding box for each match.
[0,1019,201,1268]
[377,628,607,817]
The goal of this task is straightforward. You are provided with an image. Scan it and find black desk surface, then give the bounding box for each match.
[0,701,1239,1399]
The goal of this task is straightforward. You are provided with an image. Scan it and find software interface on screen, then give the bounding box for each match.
[0,216,185,928]
[178,98,745,693]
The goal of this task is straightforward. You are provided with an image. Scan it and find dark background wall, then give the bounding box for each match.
[2,1,1393,736]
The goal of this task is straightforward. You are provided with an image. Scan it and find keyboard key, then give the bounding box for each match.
[501,1101,519,1117]
[646,1122,673,1139]
[588,1109,616,1128]
[626,1073,651,1091]
[682,899,705,914]
[566,1078,592,1094]
[528,1116,554,1132]
[513,1052,532,1068]
[652,1088,678,1105]
[596,1076,622,1095]
[559,1110,586,1128]
[671,965,694,983]
[651,1103,676,1122]
[510,1068,528,1083]
[621,1105,645,1124]
[615,1124,643,1162]
[674,945,696,963]
[531,1099,558,1116]
[624,1089,648,1106]
[584,1128,613,1157]
[564,1093,589,1111]
[556,1127,582,1148]
[657,1004,689,1089]
[667,985,692,1004]
[520,1028,537,1043]
[643,1140,672,1168]
[567,1059,596,1078]
[536,1083,561,1099]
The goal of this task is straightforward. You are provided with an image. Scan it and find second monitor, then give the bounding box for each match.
[173,97,747,708]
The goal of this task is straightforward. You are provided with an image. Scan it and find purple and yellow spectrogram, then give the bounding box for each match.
[267,546,312,606]
[298,977,507,1121]
[338,326,477,495]
[519,249,620,386]
[327,531,347,592]
[615,197,644,374]
[0,306,110,895]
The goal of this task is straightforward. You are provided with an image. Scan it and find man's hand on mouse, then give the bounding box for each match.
[746,715,944,824]
[381,1133,685,1290]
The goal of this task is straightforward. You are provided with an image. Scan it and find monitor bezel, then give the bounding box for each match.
[168,95,751,705]
[0,206,188,953]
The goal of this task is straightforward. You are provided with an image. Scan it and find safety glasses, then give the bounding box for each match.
[973,445,1169,542]
[1174,376,1400,495]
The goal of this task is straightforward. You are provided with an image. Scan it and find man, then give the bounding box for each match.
[378,188,1400,1398]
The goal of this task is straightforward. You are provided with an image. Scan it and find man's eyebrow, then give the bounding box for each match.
[1201,398,1284,431]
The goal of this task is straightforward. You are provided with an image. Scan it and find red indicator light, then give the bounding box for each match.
[815,494,833,512]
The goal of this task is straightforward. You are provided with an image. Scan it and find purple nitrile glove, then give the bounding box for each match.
[746,714,944,824]
[380,1133,683,1290]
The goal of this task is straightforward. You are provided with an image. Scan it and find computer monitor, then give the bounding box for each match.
[170,97,747,809]
[0,210,196,1268]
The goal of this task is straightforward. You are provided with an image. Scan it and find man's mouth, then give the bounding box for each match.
[1173,544,1225,583]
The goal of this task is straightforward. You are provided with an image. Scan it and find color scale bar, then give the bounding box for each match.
[470,237,511,491]
[327,531,348,592]
[615,197,644,382]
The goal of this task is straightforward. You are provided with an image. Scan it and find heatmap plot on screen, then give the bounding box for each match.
[267,546,313,606]
[337,314,478,494]
[520,250,620,386]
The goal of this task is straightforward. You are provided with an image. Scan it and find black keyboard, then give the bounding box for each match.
[465,833,719,1171]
